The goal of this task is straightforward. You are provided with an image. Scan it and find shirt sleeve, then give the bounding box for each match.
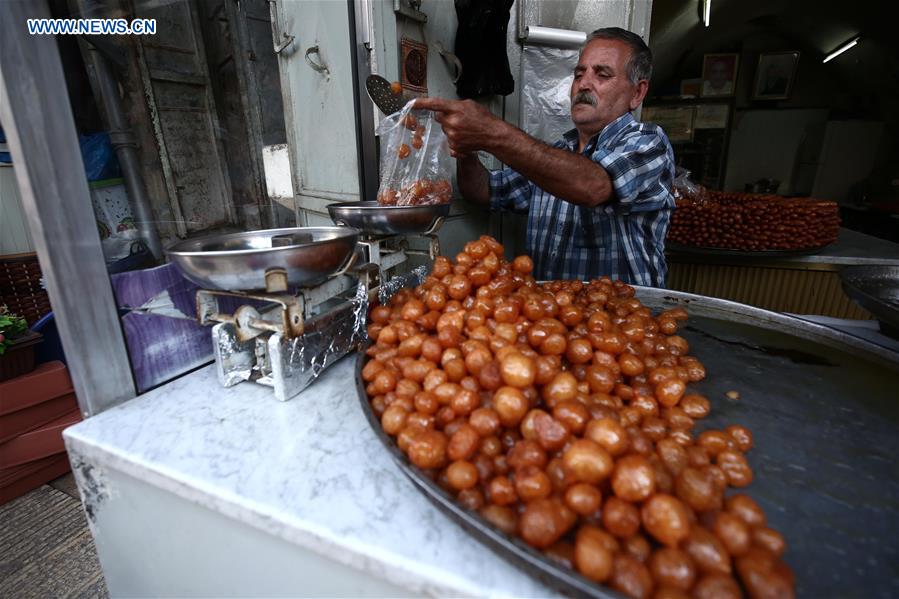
[591,128,674,213]
[489,167,533,214]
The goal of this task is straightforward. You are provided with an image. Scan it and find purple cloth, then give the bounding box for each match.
[111,264,212,392]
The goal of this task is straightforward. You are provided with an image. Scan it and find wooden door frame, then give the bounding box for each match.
[0,0,136,415]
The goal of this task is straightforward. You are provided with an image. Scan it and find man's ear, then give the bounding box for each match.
[629,80,649,111]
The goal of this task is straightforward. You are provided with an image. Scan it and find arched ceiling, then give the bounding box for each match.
[648,0,896,96]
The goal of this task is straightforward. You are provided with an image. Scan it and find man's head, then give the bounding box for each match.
[708,59,729,89]
[570,27,652,137]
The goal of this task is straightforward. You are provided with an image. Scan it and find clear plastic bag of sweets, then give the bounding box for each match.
[672,167,706,202]
[376,101,453,206]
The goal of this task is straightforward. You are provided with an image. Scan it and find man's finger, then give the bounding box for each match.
[413,96,454,113]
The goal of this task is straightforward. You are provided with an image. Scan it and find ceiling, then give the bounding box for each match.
[647,0,896,98]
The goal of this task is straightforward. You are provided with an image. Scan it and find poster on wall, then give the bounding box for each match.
[701,53,739,97]
[694,104,730,129]
[642,106,695,143]
[753,51,800,100]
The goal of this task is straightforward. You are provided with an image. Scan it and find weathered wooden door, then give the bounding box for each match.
[271,0,361,225]
[131,0,234,235]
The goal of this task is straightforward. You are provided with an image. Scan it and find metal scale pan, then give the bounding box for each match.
[166,226,360,292]
[356,287,899,598]
[840,265,899,334]
[328,201,449,236]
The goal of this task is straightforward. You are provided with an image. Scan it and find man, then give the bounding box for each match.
[415,27,675,287]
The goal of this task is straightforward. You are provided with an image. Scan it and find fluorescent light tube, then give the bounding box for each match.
[823,37,859,63]
[703,0,711,27]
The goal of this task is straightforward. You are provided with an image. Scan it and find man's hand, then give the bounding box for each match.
[413,98,508,157]
[415,97,613,208]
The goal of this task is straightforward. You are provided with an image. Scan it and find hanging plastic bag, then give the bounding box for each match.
[376,101,453,206]
[80,132,122,181]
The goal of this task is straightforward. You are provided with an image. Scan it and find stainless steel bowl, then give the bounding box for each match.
[328,201,449,235]
[166,226,360,291]
[840,265,899,332]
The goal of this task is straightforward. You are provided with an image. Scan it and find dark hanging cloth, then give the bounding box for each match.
[453,0,515,98]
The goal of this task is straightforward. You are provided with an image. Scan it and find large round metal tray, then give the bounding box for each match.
[840,265,899,332]
[355,355,614,599]
[328,201,449,235]
[356,287,899,598]
[166,226,359,291]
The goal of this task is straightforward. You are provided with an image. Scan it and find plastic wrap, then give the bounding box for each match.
[377,101,453,207]
[672,167,707,203]
[522,26,587,47]
[520,45,579,143]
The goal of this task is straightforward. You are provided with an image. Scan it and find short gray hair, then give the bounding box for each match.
[583,27,653,84]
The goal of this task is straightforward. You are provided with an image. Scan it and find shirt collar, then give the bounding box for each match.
[562,112,636,153]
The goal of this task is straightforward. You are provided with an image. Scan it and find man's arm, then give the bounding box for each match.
[456,154,490,204]
[415,98,613,208]
[493,126,613,208]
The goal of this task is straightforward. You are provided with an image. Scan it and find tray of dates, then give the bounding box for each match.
[668,191,840,255]
[357,235,899,598]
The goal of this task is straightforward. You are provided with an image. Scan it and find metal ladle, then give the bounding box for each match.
[366,74,406,116]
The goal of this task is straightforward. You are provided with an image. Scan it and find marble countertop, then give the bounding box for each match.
[668,227,899,266]
[63,357,557,597]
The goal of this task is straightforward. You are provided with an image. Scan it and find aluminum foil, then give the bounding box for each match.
[211,284,369,401]
[378,265,429,306]
[212,322,257,387]
[268,283,369,401]
[213,264,433,402]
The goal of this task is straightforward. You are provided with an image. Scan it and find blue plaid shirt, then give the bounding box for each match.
[489,113,675,287]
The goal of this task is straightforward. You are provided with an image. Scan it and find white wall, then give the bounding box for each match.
[812,120,884,204]
[723,109,828,194]
[262,143,293,208]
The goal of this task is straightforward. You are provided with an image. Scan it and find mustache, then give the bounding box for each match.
[573,90,597,106]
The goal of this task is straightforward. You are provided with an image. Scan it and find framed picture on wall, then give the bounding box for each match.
[752,51,800,100]
[694,104,730,129]
[701,53,739,97]
[642,106,695,142]
[680,78,702,97]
